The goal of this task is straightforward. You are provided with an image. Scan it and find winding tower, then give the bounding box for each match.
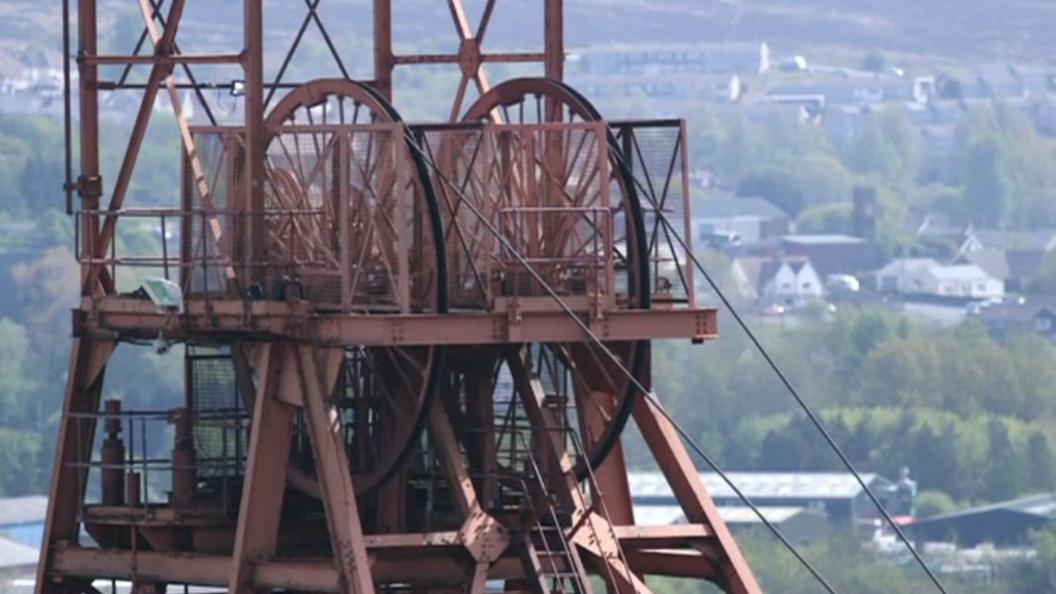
[39,2,761,593]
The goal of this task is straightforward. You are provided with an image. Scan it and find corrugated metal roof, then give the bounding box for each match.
[633,504,811,525]
[782,234,865,246]
[633,505,687,526]
[0,496,48,527]
[716,506,812,524]
[0,535,38,569]
[917,493,1056,523]
[629,472,883,502]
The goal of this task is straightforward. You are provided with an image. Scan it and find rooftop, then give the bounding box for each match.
[878,258,941,274]
[716,506,814,524]
[966,229,1056,252]
[633,504,812,526]
[927,264,994,281]
[782,234,867,246]
[630,472,884,502]
[975,298,1056,321]
[913,493,1056,524]
[0,535,38,569]
[0,496,47,527]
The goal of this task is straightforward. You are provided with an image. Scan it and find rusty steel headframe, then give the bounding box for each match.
[39,2,760,594]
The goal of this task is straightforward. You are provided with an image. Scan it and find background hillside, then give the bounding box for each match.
[2,0,1056,78]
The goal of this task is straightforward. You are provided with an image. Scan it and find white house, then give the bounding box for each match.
[733,256,824,304]
[925,265,1004,299]
[877,258,1004,299]
[876,258,940,293]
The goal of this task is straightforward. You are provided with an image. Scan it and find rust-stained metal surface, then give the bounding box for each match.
[38,2,760,594]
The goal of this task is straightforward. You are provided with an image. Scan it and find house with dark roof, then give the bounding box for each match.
[956,248,1049,293]
[906,493,1056,546]
[903,221,1052,293]
[960,228,1056,253]
[693,196,790,246]
[973,298,1056,342]
[780,234,884,278]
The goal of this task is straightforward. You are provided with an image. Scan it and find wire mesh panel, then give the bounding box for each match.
[612,120,696,306]
[263,127,344,305]
[182,130,239,297]
[180,124,441,313]
[263,124,438,311]
[187,344,246,484]
[419,121,618,309]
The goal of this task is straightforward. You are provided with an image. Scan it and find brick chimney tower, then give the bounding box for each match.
[853,186,878,242]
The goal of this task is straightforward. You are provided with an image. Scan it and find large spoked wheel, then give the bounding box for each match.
[460,78,650,481]
[265,79,448,494]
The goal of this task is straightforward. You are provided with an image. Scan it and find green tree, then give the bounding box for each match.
[1026,432,1056,492]
[736,167,806,216]
[844,107,921,185]
[985,418,1026,501]
[796,202,851,234]
[1016,527,1056,592]
[0,319,37,426]
[917,423,972,500]
[18,155,64,213]
[12,247,78,384]
[0,428,43,496]
[960,135,1007,226]
[914,490,957,518]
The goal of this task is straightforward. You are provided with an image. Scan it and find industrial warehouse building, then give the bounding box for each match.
[905,493,1056,546]
[629,471,905,539]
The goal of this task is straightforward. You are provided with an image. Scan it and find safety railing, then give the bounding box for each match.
[66,401,248,519]
[496,205,615,305]
[612,119,697,307]
[76,119,697,315]
[416,121,624,310]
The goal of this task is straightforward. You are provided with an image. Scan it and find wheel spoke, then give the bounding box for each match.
[263,79,447,494]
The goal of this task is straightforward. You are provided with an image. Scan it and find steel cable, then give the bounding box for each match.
[406,137,841,594]
[611,146,950,594]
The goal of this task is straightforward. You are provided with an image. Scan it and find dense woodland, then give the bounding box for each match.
[650,307,1056,506]
[675,98,1056,247]
[649,526,1056,593]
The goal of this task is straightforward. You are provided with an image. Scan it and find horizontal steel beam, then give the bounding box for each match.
[625,549,721,580]
[614,523,715,549]
[393,52,545,65]
[49,546,558,590]
[50,539,716,590]
[83,54,243,65]
[74,297,717,346]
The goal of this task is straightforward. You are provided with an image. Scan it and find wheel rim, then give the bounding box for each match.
[265,79,448,494]
[459,78,650,481]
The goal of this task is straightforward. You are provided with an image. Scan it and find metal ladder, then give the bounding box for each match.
[518,433,593,594]
[518,407,642,594]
